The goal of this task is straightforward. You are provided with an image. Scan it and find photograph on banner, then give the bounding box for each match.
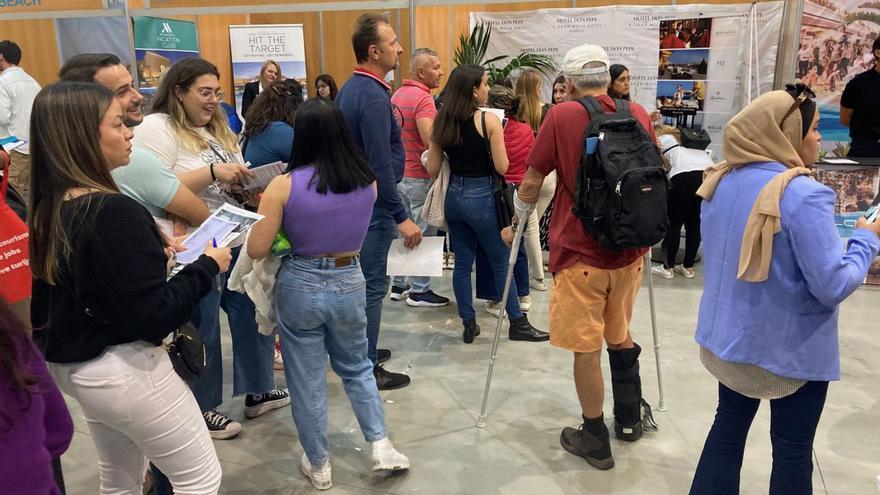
[229,25,307,121]
[133,17,200,107]
[658,18,712,50]
[658,49,709,80]
[796,0,880,154]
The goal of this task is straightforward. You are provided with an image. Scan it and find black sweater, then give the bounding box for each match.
[31,193,219,364]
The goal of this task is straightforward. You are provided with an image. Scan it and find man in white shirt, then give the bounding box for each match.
[0,40,41,200]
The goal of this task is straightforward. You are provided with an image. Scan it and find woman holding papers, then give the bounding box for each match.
[133,57,290,444]
[248,99,410,490]
[28,82,231,494]
[242,80,303,167]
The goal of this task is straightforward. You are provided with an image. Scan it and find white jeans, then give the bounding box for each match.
[51,342,221,495]
[524,171,557,281]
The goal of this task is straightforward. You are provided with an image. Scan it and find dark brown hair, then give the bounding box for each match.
[243,80,303,138]
[58,53,121,83]
[314,74,338,100]
[352,13,390,63]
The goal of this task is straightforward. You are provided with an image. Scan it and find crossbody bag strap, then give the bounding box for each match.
[480,111,497,179]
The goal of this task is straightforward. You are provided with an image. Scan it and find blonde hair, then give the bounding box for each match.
[28,83,120,284]
[149,57,240,155]
[515,69,544,133]
[259,60,282,89]
[654,124,681,143]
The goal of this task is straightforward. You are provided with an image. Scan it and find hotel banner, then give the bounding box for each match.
[229,24,308,120]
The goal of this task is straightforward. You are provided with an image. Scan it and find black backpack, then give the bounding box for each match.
[571,97,669,250]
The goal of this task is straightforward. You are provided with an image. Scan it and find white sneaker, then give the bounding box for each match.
[651,264,674,280]
[274,342,284,371]
[674,265,695,279]
[486,300,502,317]
[518,295,532,312]
[301,453,332,490]
[371,438,410,472]
[529,277,548,291]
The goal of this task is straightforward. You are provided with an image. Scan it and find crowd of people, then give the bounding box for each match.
[1,17,879,495]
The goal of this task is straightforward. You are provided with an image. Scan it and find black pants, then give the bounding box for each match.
[664,171,703,268]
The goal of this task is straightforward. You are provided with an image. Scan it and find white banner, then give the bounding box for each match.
[229,24,308,119]
[471,2,784,159]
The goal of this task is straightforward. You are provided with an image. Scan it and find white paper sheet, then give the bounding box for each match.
[176,204,264,265]
[385,237,444,278]
[821,158,858,165]
[242,161,285,191]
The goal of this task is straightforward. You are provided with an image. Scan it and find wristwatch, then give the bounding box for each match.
[511,215,520,232]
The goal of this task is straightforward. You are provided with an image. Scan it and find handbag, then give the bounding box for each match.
[480,111,515,228]
[0,150,32,304]
[421,150,450,229]
[165,322,206,383]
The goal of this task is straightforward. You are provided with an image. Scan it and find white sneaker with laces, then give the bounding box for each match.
[518,295,532,312]
[651,264,674,280]
[371,438,410,472]
[301,453,332,490]
[674,265,695,279]
[486,300,502,317]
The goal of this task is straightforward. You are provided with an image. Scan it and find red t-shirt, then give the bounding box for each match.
[391,80,436,179]
[527,96,654,272]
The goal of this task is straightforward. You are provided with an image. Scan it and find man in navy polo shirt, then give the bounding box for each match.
[337,12,421,390]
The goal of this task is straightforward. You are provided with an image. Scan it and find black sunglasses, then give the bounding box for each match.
[780,83,815,129]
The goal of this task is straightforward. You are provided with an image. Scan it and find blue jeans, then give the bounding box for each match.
[690,381,829,495]
[392,177,436,294]
[445,175,522,321]
[360,206,397,365]
[189,246,276,412]
[475,242,529,300]
[275,255,387,465]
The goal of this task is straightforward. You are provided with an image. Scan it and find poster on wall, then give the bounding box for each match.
[471,2,784,159]
[796,0,880,156]
[133,16,200,105]
[229,24,308,120]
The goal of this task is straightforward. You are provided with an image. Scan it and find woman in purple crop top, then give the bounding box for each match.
[248,99,410,489]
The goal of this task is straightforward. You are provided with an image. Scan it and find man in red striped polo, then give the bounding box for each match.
[389,48,450,307]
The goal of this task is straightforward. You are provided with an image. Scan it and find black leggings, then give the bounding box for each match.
[664,171,703,268]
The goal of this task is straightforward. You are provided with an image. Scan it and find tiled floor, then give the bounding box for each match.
[61,267,880,494]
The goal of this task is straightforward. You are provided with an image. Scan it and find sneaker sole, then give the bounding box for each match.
[614,421,644,442]
[209,424,242,440]
[405,298,449,307]
[389,293,406,301]
[244,397,292,419]
[301,463,332,490]
[652,272,674,280]
[377,380,411,391]
[559,431,615,470]
[372,461,410,472]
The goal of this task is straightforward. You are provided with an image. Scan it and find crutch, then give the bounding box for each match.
[476,214,528,428]
[644,251,667,412]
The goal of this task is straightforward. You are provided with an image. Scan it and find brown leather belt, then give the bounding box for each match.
[333,256,355,267]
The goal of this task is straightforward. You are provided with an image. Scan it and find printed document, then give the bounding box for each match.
[176,204,264,265]
[243,161,286,191]
[386,237,444,278]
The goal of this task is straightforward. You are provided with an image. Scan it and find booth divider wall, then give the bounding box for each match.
[0,0,790,104]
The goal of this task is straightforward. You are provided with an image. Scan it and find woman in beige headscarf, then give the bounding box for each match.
[689,84,880,495]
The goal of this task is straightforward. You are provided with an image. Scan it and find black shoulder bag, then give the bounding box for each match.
[480,111,515,228]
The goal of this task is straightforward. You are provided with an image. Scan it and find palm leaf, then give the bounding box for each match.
[454,21,558,82]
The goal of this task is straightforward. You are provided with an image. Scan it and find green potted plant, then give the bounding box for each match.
[453,22,557,83]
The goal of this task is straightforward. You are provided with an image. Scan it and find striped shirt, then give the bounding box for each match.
[391,79,436,179]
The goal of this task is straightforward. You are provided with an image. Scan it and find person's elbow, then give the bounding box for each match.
[247,239,270,260]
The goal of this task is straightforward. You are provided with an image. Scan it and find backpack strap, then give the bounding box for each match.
[575,96,605,119]
[613,98,631,114]
[480,111,494,175]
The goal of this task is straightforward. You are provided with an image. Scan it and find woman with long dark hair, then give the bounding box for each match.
[133,57,289,441]
[426,64,547,344]
[552,74,568,104]
[689,84,880,493]
[248,99,409,490]
[29,82,229,494]
[0,300,72,495]
[242,80,303,167]
[608,64,631,100]
[314,73,338,101]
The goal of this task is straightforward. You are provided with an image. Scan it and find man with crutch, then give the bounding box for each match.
[506,44,657,470]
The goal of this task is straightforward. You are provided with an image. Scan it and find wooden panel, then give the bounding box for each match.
[250,12,321,94]
[0,19,60,87]
[0,0,100,11]
[196,13,248,105]
[414,5,452,94]
[152,0,348,6]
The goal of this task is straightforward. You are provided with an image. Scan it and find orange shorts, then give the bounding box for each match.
[549,258,643,353]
